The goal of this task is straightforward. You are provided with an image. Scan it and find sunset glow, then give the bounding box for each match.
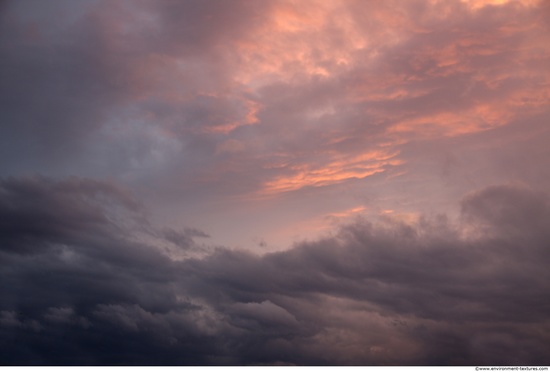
[1,0,549,366]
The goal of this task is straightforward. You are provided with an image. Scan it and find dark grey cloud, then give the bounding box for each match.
[0,0,270,179]
[0,176,207,312]
[0,1,128,174]
[0,176,140,255]
[1,176,549,365]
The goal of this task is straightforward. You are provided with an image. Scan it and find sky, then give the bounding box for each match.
[1,0,549,366]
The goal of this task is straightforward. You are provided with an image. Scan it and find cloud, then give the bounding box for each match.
[1,176,549,365]
[461,183,550,238]
[0,1,129,174]
[0,175,140,255]
[1,0,549,365]
[2,0,548,209]
[229,300,298,329]
[0,176,204,313]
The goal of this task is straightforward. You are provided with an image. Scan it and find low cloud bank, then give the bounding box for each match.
[1,177,549,365]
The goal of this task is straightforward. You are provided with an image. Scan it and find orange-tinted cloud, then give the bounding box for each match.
[3,0,549,250]
[260,150,402,195]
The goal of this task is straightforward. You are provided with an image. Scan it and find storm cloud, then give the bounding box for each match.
[1,0,549,366]
[1,177,549,365]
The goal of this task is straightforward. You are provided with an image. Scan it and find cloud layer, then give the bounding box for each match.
[1,177,549,365]
[1,0,549,365]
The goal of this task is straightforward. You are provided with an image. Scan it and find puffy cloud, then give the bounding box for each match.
[1,177,549,365]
